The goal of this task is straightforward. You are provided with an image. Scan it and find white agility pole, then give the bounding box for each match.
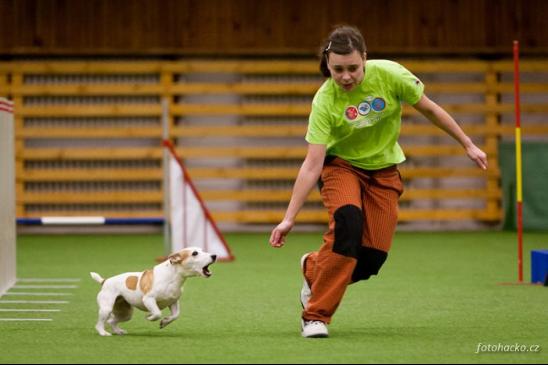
[162,97,172,255]
[0,98,16,297]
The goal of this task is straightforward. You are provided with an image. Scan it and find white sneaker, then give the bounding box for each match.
[300,253,311,309]
[301,320,328,338]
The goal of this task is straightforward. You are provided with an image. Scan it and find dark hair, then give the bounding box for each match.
[319,25,367,77]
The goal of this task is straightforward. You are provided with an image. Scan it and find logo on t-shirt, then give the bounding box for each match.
[343,96,386,127]
[344,106,359,121]
[358,102,371,116]
[371,98,386,112]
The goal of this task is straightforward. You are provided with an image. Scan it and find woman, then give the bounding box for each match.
[269,25,487,338]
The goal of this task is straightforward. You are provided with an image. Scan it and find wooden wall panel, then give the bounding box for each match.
[0,0,547,56]
[3,58,548,224]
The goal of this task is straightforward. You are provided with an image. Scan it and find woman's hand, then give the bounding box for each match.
[465,143,488,170]
[269,220,294,248]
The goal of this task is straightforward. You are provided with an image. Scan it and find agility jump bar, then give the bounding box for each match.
[17,217,164,225]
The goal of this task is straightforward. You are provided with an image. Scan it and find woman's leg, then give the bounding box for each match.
[302,158,363,324]
[352,166,403,282]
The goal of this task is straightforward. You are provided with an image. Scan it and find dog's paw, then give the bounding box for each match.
[96,325,112,337]
[160,318,172,329]
[112,328,127,335]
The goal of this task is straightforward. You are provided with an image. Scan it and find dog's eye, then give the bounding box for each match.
[192,251,198,256]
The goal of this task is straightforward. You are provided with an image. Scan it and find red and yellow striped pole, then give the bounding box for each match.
[513,40,523,283]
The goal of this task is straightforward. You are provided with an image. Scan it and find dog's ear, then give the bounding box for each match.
[168,251,190,264]
[168,253,183,264]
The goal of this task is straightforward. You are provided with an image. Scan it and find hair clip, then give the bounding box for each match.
[324,41,332,54]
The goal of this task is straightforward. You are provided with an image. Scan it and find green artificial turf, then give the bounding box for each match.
[0,231,547,363]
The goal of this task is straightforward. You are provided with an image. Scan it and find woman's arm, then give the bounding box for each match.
[413,94,488,170]
[269,143,326,247]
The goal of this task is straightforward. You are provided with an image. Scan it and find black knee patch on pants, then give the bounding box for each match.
[351,247,388,282]
[332,205,363,258]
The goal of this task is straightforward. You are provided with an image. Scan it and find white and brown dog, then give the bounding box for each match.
[90,247,216,336]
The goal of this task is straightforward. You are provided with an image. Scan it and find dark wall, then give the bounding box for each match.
[0,0,546,57]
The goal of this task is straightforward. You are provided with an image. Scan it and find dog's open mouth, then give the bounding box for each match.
[202,264,213,277]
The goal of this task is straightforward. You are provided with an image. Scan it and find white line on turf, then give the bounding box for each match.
[0,309,61,312]
[0,300,68,304]
[17,278,81,283]
[0,318,52,321]
[4,292,73,296]
[12,285,78,289]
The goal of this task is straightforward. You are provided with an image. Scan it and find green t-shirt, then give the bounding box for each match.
[305,59,424,170]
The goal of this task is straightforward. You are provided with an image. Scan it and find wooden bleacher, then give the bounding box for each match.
[2,59,548,227]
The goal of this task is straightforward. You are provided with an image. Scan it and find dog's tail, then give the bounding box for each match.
[90,272,105,285]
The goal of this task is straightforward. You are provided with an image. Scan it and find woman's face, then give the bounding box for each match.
[327,50,366,92]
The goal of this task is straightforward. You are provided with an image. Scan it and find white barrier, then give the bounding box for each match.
[163,140,234,261]
[0,98,15,296]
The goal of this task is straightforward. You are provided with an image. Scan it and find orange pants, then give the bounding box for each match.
[302,157,403,324]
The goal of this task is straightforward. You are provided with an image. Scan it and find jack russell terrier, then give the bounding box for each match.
[90,247,216,336]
